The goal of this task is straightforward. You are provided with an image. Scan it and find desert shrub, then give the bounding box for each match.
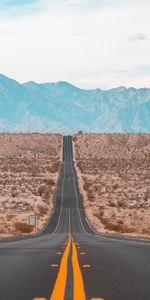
[125,227,136,233]
[44,189,50,200]
[117,199,126,208]
[117,220,124,225]
[112,182,119,190]
[73,136,77,142]
[83,181,91,191]
[142,227,150,234]
[32,170,38,177]
[11,191,18,198]
[37,205,47,216]
[23,202,32,210]
[77,161,84,171]
[100,217,136,233]
[38,183,51,202]
[87,191,95,202]
[44,178,55,186]
[50,161,60,173]
[100,217,124,232]
[15,222,33,233]
[38,185,46,196]
[109,201,117,207]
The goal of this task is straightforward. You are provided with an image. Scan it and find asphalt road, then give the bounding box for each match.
[0,136,150,300]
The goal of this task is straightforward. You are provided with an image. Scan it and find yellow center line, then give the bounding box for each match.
[49,209,72,300]
[72,240,86,300]
[34,209,87,300]
[50,237,71,300]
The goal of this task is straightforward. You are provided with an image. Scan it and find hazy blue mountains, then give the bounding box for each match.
[0,74,149,133]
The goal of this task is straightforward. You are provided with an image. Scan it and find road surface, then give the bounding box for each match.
[0,136,150,300]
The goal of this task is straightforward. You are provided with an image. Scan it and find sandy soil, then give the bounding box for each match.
[0,134,62,237]
[73,133,150,238]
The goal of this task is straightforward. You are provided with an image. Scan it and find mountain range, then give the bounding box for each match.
[0,74,149,133]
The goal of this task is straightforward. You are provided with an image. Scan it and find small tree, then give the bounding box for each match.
[77,130,83,135]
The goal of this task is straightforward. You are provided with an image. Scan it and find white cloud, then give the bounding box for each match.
[0,0,150,89]
[129,33,147,42]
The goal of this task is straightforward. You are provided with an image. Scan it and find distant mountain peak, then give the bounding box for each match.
[23,81,39,87]
[110,86,126,92]
[56,81,80,90]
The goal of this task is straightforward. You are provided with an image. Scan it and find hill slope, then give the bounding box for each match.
[0,74,149,133]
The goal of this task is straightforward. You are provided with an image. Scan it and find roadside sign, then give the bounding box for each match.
[28,215,37,226]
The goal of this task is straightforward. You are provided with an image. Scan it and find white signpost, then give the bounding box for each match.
[27,215,37,231]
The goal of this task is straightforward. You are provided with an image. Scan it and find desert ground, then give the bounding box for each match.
[0,134,62,238]
[73,133,150,237]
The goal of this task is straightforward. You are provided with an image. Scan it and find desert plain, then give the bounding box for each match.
[0,133,62,237]
[73,133,150,237]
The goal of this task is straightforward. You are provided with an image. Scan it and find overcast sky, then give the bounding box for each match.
[0,0,150,89]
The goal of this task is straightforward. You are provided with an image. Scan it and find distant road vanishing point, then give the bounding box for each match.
[0,136,150,300]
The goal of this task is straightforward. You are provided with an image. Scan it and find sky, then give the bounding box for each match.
[0,0,150,89]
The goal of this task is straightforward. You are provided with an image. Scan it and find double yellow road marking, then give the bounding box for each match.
[51,209,86,300]
[34,210,104,300]
[72,239,86,300]
[34,210,86,300]
[34,237,104,300]
[51,236,86,300]
[51,237,72,300]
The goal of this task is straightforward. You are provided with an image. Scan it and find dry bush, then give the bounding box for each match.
[15,222,33,233]
[87,191,95,202]
[38,183,51,196]
[44,188,51,201]
[100,217,135,233]
[50,161,60,173]
[109,201,117,207]
[73,136,77,142]
[32,170,38,177]
[37,205,47,216]
[38,185,46,196]
[117,199,126,208]
[44,178,55,186]
[77,161,84,171]
[11,190,18,198]
[83,181,91,191]
[112,182,119,190]
[100,217,123,232]
[142,227,150,234]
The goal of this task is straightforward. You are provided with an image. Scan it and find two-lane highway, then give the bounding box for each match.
[0,136,150,300]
